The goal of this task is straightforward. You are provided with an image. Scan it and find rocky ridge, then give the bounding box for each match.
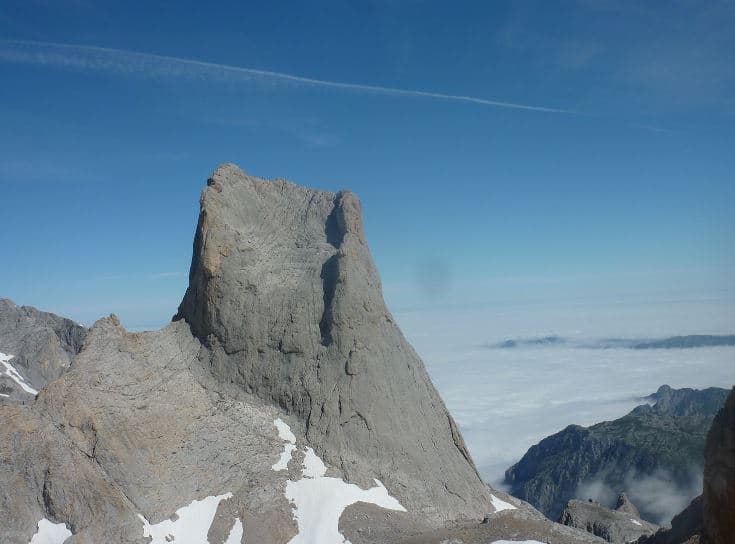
[505,385,729,524]
[559,494,657,543]
[0,164,604,543]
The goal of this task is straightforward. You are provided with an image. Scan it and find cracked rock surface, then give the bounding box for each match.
[175,164,493,523]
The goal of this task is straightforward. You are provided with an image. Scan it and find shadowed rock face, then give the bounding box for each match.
[175,163,491,522]
[703,386,735,544]
[635,388,735,544]
[637,495,703,544]
[0,298,86,400]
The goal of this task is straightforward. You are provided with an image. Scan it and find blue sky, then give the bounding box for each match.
[1,1,734,329]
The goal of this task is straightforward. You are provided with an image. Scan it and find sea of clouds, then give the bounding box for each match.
[393,295,734,524]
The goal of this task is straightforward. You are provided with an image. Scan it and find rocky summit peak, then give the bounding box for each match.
[614,493,640,518]
[655,384,672,395]
[175,164,491,522]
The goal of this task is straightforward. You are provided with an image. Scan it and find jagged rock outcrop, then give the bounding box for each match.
[703,386,735,544]
[0,298,86,400]
[1,164,609,543]
[505,385,729,523]
[2,315,297,543]
[399,496,609,544]
[559,495,657,543]
[174,163,492,522]
[616,493,641,518]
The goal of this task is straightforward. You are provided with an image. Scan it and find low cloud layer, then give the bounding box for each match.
[394,297,734,503]
[576,468,704,525]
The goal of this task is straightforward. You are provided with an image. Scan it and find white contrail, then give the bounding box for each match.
[0,39,575,114]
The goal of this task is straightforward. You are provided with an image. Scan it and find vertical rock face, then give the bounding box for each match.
[175,163,492,522]
[703,386,735,544]
[637,495,703,544]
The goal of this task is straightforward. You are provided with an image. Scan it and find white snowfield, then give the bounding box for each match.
[490,494,517,513]
[138,492,243,544]
[272,417,297,471]
[274,418,297,443]
[0,351,38,395]
[272,418,406,544]
[631,519,643,527]
[28,518,72,544]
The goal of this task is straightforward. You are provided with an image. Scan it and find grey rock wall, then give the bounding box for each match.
[175,164,492,523]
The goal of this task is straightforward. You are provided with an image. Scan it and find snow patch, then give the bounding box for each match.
[490,494,516,512]
[272,418,297,471]
[275,418,297,443]
[300,447,327,478]
[224,518,244,544]
[271,419,406,544]
[28,518,72,544]
[0,352,38,395]
[0,393,9,397]
[139,492,243,544]
[631,518,643,526]
[490,541,546,544]
[272,443,297,471]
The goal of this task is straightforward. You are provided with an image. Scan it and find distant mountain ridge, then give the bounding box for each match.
[488,334,735,350]
[504,385,730,524]
[632,335,735,349]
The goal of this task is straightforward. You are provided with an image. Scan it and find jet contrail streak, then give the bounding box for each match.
[0,39,575,114]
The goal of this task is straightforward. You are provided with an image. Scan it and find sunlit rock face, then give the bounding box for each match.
[175,163,492,522]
